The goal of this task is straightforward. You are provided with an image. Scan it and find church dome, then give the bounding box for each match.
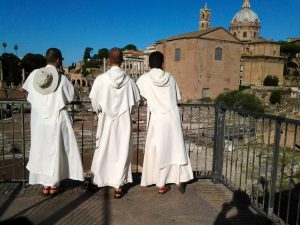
[229,0,261,41]
[231,8,260,24]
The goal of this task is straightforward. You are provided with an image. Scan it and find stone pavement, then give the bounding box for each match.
[0,178,273,225]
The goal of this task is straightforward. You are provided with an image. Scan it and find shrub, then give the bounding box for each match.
[263,75,279,86]
[239,85,250,91]
[293,70,299,77]
[201,97,212,103]
[269,90,282,105]
[215,90,264,113]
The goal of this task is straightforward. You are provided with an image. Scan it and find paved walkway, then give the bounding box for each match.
[0,178,273,225]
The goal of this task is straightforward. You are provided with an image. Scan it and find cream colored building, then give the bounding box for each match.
[230,0,284,86]
[156,27,242,101]
[240,39,285,85]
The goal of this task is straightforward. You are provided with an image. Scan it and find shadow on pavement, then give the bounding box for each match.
[213,190,273,225]
[0,217,34,225]
[0,183,23,218]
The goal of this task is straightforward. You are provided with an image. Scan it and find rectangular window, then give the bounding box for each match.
[175,48,181,61]
[202,88,209,98]
[215,48,222,60]
[243,32,247,38]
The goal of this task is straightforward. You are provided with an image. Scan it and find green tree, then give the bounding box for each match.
[13,44,18,56]
[83,47,93,61]
[263,75,279,86]
[97,48,109,59]
[280,41,300,58]
[1,53,22,86]
[21,53,46,76]
[293,69,299,77]
[2,42,7,53]
[123,44,137,51]
[269,90,282,105]
[216,90,264,113]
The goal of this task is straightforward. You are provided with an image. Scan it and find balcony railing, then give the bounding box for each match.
[0,100,300,225]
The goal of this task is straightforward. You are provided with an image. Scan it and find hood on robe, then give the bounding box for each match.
[107,66,126,88]
[149,68,170,87]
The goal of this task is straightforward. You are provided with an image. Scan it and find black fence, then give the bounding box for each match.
[1,100,300,225]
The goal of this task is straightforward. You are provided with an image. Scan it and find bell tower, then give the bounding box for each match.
[199,1,211,31]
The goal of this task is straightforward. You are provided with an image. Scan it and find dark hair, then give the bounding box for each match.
[108,47,123,65]
[46,48,63,64]
[149,51,164,69]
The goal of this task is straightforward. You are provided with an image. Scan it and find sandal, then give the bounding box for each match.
[41,186,51,196]
[50,186,62,196]
[114,188,124,199]
[158,186,171,194]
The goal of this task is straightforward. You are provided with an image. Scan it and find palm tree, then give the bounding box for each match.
[13,44,18,56]
[2,42,7,53]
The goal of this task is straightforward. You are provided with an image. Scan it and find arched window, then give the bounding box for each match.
[72,80,75,85]
[82,80,86,87]
[175,48,181,61]
[77,79,81,85]
[215,48,222,61]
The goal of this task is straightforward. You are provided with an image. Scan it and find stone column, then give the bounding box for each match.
[103,58,107,72]
[21,68,25,85]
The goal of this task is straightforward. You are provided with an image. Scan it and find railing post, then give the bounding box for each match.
[212,103,225,184]
[21,104,26,189]
[268,119,281,218]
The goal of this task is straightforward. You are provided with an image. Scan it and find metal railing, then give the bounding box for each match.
[0,101,215,182]
[213,104,300,225]
[1,100,300,224]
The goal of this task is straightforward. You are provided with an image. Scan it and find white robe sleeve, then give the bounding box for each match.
[22,70,36,93]
[136,76,146,99]
[175,80,182,102]
[89,77,102,112]
[130,80,141,114]
[62,77,75,102]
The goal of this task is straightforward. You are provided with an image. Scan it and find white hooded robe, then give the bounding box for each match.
[89,66,140,189]
[23,65,84,186]
[136,68,193,187]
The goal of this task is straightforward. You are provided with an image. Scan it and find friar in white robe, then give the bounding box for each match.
[23,48,84,196]
[136,51,193,194]
[89,48,140,198]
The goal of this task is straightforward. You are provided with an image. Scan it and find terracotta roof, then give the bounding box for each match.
[156,27,240,44]
[247,38,278,44]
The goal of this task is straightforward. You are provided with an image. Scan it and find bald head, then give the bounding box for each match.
[108,48,123,66]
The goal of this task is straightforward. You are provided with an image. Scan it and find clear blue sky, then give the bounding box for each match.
[1,0,299,66]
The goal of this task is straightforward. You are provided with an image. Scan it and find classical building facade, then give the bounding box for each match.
[240,39,285,85]
[230,0,284,86]
[122,49,153,81]
[156,27,242,101]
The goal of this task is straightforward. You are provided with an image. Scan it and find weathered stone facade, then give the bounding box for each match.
[229,0,284,86]
[241,39,285,85]
[156,28,242,101]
